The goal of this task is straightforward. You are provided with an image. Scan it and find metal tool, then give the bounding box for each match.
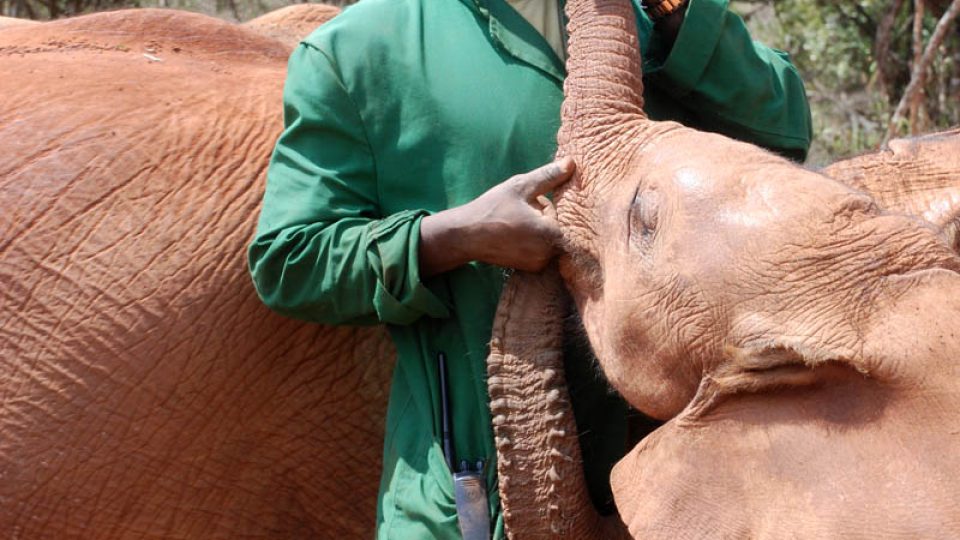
[438,352,490,540]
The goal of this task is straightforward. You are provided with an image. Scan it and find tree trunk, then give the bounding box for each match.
[909,0,927,133]
[887,0,960,142]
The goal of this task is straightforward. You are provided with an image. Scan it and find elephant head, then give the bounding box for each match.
[491,0,960,537]
[554,0,960,421]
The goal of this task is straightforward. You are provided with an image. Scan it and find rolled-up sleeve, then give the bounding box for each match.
[248,43,450,326]
[647,0,813,160]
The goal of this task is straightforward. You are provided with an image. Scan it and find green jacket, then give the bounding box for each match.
[248,0,812,537]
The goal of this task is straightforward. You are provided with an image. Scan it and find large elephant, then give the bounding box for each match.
[0,15,37,28]
[488,0,960,538]
[3,3,960,539]
[0,7,395,538]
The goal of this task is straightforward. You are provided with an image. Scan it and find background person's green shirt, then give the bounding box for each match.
[248,0,812,537]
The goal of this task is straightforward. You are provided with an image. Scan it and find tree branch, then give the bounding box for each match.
[886,0,960,142]
[823,0,878,41]
[873,0,907,98]
[909,0,926,133]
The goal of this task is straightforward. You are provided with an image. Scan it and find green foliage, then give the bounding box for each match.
[738,0,960,164]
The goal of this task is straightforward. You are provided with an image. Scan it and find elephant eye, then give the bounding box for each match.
[632,189,660,242]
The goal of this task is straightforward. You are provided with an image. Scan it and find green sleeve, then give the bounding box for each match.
[648,0,813,161]
[248,44,450,326]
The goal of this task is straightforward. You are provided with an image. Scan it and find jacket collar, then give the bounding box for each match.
[466,0,566,82]
[459,0,660,83]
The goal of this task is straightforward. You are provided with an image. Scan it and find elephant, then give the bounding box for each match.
[0,6,397,538]
[3,2,960,539]
[242,4,340,49]
[822,128,960,253]
[0,16,37,28]
[488,0,960,538]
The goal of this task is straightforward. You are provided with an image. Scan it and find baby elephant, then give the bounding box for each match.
[489,0,960,538]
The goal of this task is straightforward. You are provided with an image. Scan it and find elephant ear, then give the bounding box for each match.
[608,345,960,539]
[611,351,896,538]
[823,129,960,252]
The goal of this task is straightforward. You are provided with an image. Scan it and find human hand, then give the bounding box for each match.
[419,158,575,277]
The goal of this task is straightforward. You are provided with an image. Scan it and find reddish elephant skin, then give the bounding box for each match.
[824,128,960,253]
[0,8,395,538]
[555,0,960,537]
[489,0,960,537]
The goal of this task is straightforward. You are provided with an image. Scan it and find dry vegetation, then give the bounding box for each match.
[738,0,960,164]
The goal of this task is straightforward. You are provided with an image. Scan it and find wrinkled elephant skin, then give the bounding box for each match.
[0,15,37,28]
[242,4,340,49]
[824,129,960,252]
[490,0,960,537]
[0,8,395,538]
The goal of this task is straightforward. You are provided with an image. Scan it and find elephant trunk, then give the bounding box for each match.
[558,0,647,173]
[488,268,628,539]
[489,1,649,537]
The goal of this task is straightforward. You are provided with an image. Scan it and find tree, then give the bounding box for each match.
[739,0,960,163]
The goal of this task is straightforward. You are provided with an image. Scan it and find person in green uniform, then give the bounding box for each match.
[248,0,812,537]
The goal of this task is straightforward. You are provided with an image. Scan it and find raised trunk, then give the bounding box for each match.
[558,0,647,171]
[488,268,627,539]
[490,1,650,537]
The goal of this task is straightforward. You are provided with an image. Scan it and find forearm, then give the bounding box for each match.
[419,207,478,278]
[250,221,376,325]
[250,210,450,326]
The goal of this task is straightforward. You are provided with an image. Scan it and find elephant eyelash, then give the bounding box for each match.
[627,185,641,248]
[630,188,660,247]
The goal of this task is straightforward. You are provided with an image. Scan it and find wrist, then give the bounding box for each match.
[444,200,497,263]
[650,0,687,49]
[419,205,483,277]
[643,0,688,20]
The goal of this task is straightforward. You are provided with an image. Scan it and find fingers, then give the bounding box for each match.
[513,157,575,200]
[533,203,564,248]
[536,194,558,221]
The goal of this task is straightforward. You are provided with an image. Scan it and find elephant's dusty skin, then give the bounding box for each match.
[488,267,628,539]
[487,0,960,536]
[242,4,340,49]
[0,8,289,59]
[824,129,960,252]
[0,15,37,29]
[0,8,395,538]
[613,271,960,538]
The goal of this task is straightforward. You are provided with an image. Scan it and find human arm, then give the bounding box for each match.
[248,43,450,326]
[419,159,574,277]
[249,44,573,325]
[644,0,813,161]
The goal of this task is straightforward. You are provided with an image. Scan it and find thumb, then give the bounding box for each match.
[514,157,575,201]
